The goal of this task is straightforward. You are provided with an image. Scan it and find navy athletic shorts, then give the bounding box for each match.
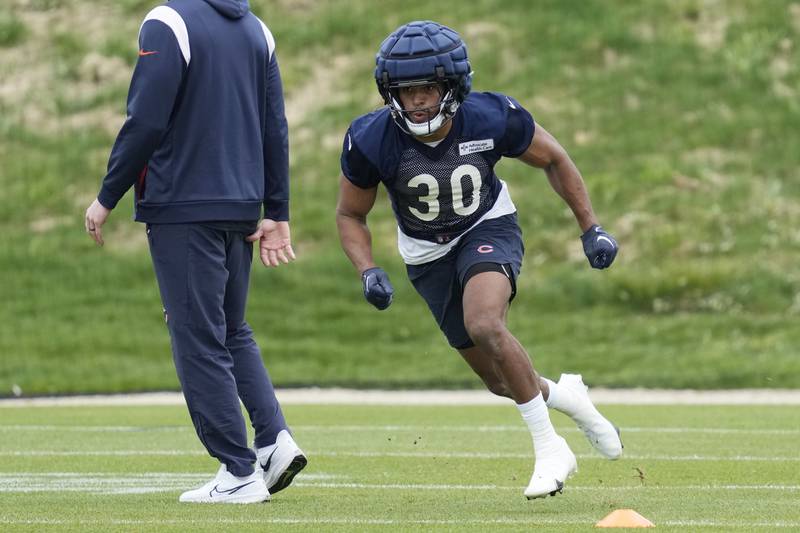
[406,213,524,349]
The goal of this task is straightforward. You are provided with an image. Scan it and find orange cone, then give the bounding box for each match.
[595,509,655,528]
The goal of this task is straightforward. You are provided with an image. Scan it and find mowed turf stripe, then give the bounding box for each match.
[0,473,343,494]
[1,449,799,461]
[314,451,800,461]
[0,472,340,479]
[0,425,189,432]
[1,474,799,493]
[0,450,197,456]
[2,424,798,436]
[293,482,800,492]
[1,518,799,528]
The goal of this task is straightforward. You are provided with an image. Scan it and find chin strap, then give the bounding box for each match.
[403,102,447,136]
[389,90,458,136]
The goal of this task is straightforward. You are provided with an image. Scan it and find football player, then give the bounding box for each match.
[336,21,622,499]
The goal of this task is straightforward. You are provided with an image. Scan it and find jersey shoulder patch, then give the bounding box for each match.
[461,92,534,158]
[458,138,495,156]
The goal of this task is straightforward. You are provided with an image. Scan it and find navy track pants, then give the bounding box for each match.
[146,221,288,477]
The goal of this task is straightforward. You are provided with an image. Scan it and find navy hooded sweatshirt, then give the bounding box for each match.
[97,0,289,222]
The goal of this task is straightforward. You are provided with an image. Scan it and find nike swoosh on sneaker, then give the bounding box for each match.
[138,50,158,56]
[208,480,256,498]
[259,448,277,472]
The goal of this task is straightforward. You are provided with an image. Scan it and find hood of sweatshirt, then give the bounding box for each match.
[202,0,249,19]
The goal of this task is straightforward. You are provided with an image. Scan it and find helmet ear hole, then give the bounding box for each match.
[456,67,472,102]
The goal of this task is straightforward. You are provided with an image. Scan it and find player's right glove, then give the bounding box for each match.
[580,225,618,269]
[361,267,394,310]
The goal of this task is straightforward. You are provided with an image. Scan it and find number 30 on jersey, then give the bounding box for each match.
[407,164,482,221]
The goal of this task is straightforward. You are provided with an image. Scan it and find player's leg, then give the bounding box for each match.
[459,302,621,460]
[461,269,538,402]
[455,213,620,455]
[407,222,573,499]
[222,222,306,494]
[460,270,575,499]
[458,345,556,401]
[147,222,268,503]
[451,215,575,498]
[457,345,511,398]
[459,344,621,459]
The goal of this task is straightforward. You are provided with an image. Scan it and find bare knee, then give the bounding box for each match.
[465,315,507,354]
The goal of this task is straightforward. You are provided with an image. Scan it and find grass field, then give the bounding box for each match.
[2,0,800,394]
[1,401,799,531]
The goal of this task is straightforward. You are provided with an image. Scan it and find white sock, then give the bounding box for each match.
[542,377,560,408]
[517,393,562,458]
[543,377,580,417]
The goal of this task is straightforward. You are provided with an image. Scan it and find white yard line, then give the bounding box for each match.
[0,474,798,494]
[0,450,797,461]
[2,387,800,407]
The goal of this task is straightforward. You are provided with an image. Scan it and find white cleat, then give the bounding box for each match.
[256,429,307,494]
[558,373,623,460]
[178,464,269,504]
[524,436,578,500]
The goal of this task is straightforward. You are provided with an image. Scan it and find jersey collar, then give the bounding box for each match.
[404,112,462,161]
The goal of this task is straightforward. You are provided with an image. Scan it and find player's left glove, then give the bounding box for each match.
[361,267,394,310]
[580,225,618,269]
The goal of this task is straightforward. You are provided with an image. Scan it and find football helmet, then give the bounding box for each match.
[375,21,471,136]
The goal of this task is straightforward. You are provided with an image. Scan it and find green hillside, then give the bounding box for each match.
[1,0,799,394]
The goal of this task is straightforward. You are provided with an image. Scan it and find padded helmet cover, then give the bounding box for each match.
[375,21,472,134]
[375,21,471,98]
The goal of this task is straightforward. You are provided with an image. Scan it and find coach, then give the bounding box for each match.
[84,0,305,503]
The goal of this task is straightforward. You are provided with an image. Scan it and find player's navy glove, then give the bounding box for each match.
[580,225,618,269]
[361,267,394,310]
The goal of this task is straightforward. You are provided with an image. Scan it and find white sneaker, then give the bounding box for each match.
[524,436,578,500]
[256,429,307,494]
[558,373,623,460]
[178,464,269,504]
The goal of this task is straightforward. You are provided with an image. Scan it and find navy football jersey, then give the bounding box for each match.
[341,92,535,264]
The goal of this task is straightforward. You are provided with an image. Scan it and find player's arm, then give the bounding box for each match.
[336,176,378,272]
[518,125,596,231]
[336,176,394,309]
[517,124,618,269]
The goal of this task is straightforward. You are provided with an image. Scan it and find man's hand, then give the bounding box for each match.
[580,225,618,269]
[246,219,296,267]
[84,198,111,246]
[361,267,394,310]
